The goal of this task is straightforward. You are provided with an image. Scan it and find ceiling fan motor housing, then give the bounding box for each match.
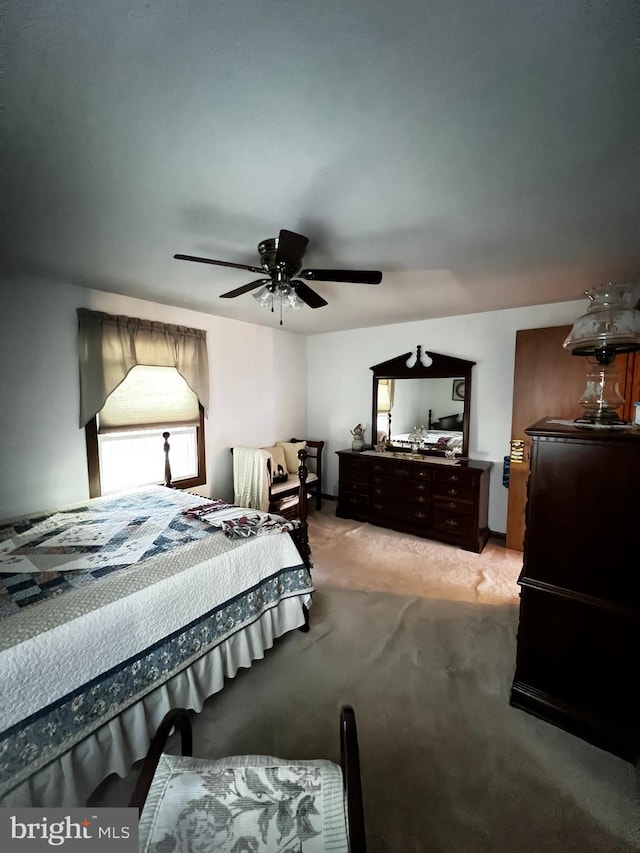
[258,237,302,276]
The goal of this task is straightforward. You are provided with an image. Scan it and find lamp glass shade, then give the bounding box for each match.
[563,283,640,356]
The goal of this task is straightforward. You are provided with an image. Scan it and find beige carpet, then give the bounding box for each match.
[308,507,523,603]
[91,506,640,851]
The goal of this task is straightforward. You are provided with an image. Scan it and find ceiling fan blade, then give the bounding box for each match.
[293,281,328,309]
[174,254,264,275]
[299,268,382,284]
[220,279,271,299]
[275,230,309,267]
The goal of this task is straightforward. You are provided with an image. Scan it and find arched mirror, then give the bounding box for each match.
[370,346,475,457]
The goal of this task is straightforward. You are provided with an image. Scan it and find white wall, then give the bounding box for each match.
[306,300,585,534]
[0,276,587,532]
[0,276,307,518]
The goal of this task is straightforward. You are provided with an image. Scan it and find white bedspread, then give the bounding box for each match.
[1,526,303,731]
[0,486,313,797]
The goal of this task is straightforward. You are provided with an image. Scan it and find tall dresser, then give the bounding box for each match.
[336,450,492,553]
[510,419,640,761]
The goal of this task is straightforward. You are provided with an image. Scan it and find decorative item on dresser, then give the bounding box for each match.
[562,281,640,425]
[350,423,366,452]
[510,418,640,762]
[336,451,492,553]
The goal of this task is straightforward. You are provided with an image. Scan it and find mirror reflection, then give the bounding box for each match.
[370,347,474,458]
[376,377,465,452]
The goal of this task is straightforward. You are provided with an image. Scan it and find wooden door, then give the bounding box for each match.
[505,326,587,551]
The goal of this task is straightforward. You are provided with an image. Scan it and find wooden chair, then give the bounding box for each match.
[130,705,367,852]
[269,438,324,515]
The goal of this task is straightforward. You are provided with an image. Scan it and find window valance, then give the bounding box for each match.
[77,309,209,427]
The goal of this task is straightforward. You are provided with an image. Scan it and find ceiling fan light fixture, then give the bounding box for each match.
[253,285,274,309]
[278,283,303,311]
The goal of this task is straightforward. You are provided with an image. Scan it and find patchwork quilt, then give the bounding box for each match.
[0,486,313,799]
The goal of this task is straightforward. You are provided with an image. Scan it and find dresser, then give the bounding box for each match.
[336,450,492,553]
[510,419,640,762]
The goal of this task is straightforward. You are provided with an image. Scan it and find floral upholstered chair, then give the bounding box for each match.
[130,706,366,853]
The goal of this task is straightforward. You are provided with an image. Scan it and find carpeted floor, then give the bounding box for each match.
[307,508,523,603]
[90,506,640,851]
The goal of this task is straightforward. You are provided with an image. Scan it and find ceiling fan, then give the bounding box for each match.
[174,228,382,323]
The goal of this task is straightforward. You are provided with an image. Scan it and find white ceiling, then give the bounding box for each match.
[2,0,639,334]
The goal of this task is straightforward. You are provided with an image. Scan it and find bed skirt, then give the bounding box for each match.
[1,594,309,807]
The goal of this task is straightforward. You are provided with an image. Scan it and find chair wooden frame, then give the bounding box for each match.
[130,705,367,852]
[268,438,324,513]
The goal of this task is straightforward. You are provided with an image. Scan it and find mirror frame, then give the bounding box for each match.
[370,346,475,457]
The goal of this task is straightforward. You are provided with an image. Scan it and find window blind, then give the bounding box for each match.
[377,379,394,413]
[98,365,200,431]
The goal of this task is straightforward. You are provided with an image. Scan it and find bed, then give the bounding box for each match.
[390,430,464,452]
[0,480,314,807]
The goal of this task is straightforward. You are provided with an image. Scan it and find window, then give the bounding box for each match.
[376,379,393,440]
[86,365,205,496]
[77,309,209,498]
[98,424,200,494]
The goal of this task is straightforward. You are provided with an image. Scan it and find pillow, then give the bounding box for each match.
[261,445,288,476]
[448,434,464,451]
[276,440,307,474]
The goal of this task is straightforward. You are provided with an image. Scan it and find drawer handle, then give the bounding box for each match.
[414,511,427,519]
[447,488,458,496]
[416,484,426,491]
[374,488,382,495]
[416,496,426,503]
[447,474,460,482]
[445,517,459,527]
[349,497,359,504]
[373,503,383,510]
[393,468,410,477]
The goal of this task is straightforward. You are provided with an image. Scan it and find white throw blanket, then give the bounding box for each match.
[233,447,271,511]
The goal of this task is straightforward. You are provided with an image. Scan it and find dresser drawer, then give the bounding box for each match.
[372,461,432,481]
[340,493,370,515]
[432,507,475,538]
[372,477,430,505]
[433,469,475,501]
[341,479,370,496]
[340,458,370,486]
[371,498,430,526]
[433,496,473,516]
